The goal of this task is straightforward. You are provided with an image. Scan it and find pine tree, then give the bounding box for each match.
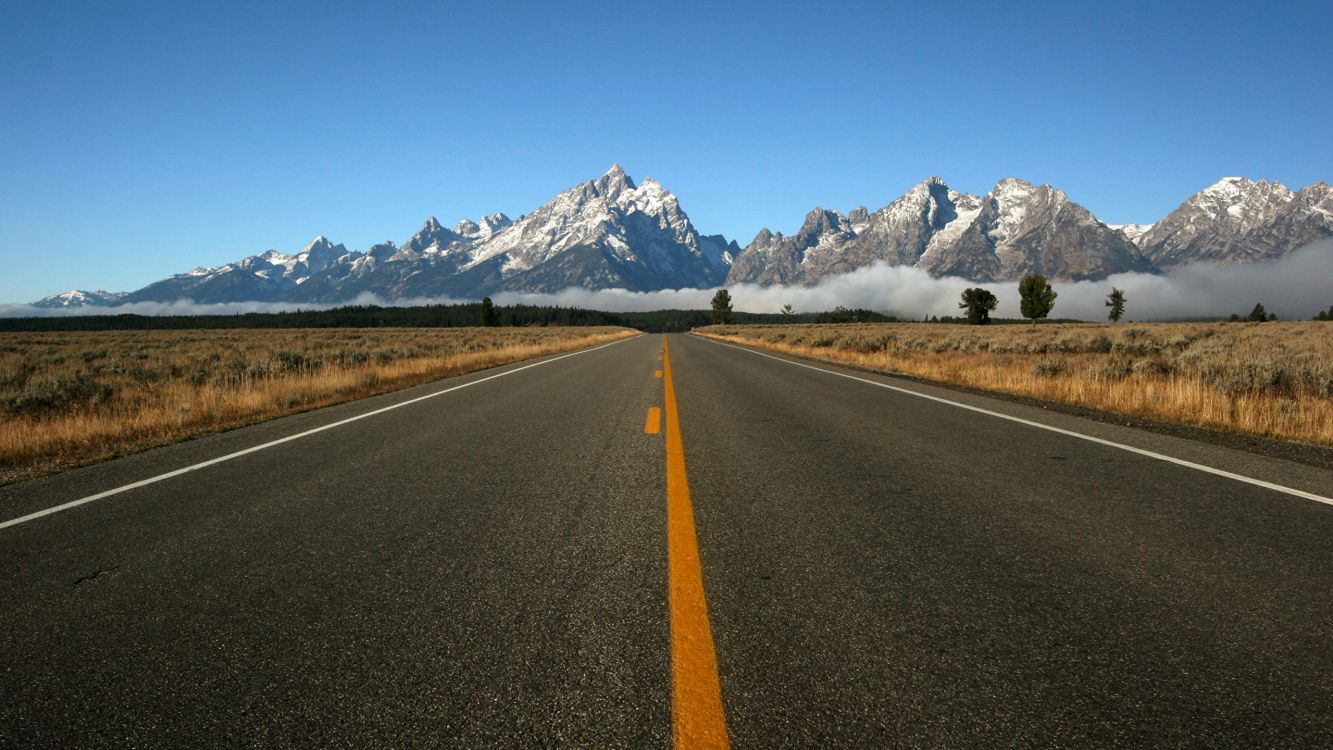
[479,297,497,326]
[1106,287,1126,322]
[1247,303,1267,322]
[1018,274,1057,324]
[710,289,733,324]
[959,288,998,325]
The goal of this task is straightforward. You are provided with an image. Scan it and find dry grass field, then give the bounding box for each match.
[697,322,1333,447]
[0,327,634,484]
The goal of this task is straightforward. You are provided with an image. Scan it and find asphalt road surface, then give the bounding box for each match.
[2,332,1330,748]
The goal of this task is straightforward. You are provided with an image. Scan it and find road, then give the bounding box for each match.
[2,332,1330,747]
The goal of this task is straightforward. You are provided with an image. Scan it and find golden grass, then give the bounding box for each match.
[696,322,1333,446]
[0,327,635,484]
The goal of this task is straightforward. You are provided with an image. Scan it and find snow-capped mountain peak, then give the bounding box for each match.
[397,217,466,260]
[454,212,513,241]
[1298,181,1333,218]
[1109,223,1154,244]
[26,167,1329,307]
[727,175,1149,285]
[297,235,347,275]
[1139,176,1329,268]
[443,165,727,290]
[988,179,1049,242]
[1193,177,1294,221]
[595,163,636,195]
[31,289,129,308]
[302,235,332,252]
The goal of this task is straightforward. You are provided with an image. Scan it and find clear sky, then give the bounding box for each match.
[2,0,1330,302]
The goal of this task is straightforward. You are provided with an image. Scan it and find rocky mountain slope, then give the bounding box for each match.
[1136,177,1333,269]
[29,171,1331,307]
[725,177,1154,285]
[30,289,129,308]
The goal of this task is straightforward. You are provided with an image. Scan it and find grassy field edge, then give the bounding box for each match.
[1,328,636,487]
[692,323,1333,453]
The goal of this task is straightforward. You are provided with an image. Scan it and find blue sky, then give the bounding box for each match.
[2,0,1330,302]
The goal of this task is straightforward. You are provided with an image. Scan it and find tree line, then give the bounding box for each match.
[0,299,897,334]
[5,289,1325,333]
[0,302,626,332]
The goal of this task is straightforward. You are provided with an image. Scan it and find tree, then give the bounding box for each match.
[479,296,497,327]
[958,288,999,325]
[1247,303,1268,322]
[827,306,855,323]
[1106,287,1126,322]
[781,303,795,316]
[710,289,733,324]
[1018,274,1057,324]
[1316,305,1333,321]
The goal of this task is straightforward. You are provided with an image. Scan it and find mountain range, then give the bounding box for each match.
[31,167,1333,308]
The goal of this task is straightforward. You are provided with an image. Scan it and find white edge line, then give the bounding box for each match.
[696,335,1333,507]
[0,335,640,531]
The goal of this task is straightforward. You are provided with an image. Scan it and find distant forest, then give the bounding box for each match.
[0,303,900,333]
[7,302,1254,332]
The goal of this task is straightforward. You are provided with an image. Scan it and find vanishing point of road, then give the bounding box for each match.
[2,333,1330,747]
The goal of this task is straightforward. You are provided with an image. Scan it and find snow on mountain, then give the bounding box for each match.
[727,176,1151,284]
[1109,224,1154,244]
[115,236,355,304]
[932,179,1152,281]
[390,218,467,262]
[724,209,849,286]
[26,168,1330,306]
[284,165,735,301]
[1138,177,1333,268]
[454,213,513,242]
[403,163,732,294]
[30,289,129,308]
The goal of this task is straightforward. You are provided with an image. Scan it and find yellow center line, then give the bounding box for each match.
[645,407,663,434]
[662,336,730,749]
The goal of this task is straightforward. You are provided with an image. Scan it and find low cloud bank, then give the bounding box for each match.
[0,294,470,319]
[5,240,1331,321]
[513,240,1333,321]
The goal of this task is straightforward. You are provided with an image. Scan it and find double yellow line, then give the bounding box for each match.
[658,336,730,749]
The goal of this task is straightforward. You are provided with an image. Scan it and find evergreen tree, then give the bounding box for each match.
[479,296,497,326]
[710,289,733,324]
[1106,287,1126,322]
[958,288,999,325]
[1247,303,1268,322]
[1018,273,1057,324]
[781,303,795,316]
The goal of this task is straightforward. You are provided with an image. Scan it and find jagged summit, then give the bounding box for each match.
[454,213,513,240]
[1138,176,1328,267]
[593,162,636,194]
[30,168,1331,307]
[31,289,129,308]
[726,176,1150,284]
[302,235,334,251]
